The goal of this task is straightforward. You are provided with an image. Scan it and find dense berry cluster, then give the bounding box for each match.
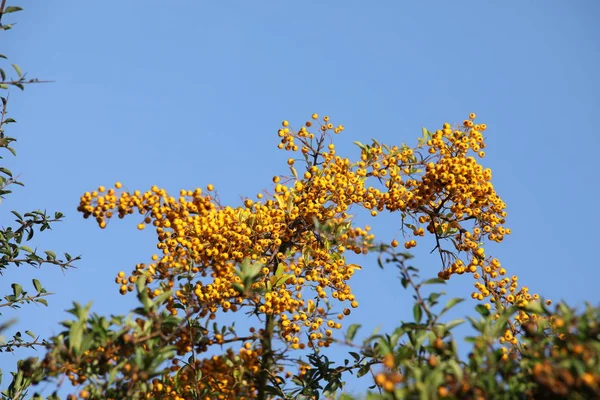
[77,113,542,398]
[143,347,261,400]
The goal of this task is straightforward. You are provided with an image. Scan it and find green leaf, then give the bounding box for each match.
[232,283,244,294]
[3,6,23,14]
[428,292,443,304]
[36,298,48,306]
[152,290,172,308]
[357,365,370,378]
[353,141,366,151]
[413,303,422,324]
[69,323,83,353]
[346,324,361,342]
[11,283,22,298]
[32,279,42,292]
[475,304,490,317]
[440,297,465,316]
[44,250,56,260]
[444,318,465,331]
[20,245,33,253]
[12,64,22,78]
[422,277,445,285]
[25,330,36,339]
[0,68,5,81]
[275,263,284,279]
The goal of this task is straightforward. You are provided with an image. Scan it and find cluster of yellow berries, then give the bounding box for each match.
[78,115,377,348]
[139,347,261,400]
[78,112,540,366]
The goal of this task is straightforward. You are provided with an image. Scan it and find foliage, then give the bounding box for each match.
[0,4,79,399]
[3,5,600,400]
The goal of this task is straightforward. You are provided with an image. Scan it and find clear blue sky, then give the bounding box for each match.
[2,1,599,396]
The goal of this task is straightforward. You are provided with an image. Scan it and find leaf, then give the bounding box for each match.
[346,324,361,342]
[3,6,23,14]
[275,263,284,279]
[152,290,172,307]
[422,277,445,285]
[69,323,83,353]
[32,279,42,292]
[25,330,36,339]
[475,304,490,317]
[232,283,244,294]
[413,303,422,324]
[44,250,56,260]
[428,292,443,304]
[444,318,465,331]
[353,141,366,151]
[0,68,4,81]
[357,364,370,378]
[11,283,22,298]
[36,298,48,306]
[12,64,22,78]
[440,297,465,316]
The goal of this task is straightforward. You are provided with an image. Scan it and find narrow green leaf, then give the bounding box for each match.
[3,6,23,14]
[44,250,56,260]
[12,64,22,78]
[232,283,244,294]
[32,279,42,292]
[275,263,284,278]
[346,323,361,342]
[440,297,465,316]
[422,277,445,285]
[152,290,172,307]
[444,318,465,331]
[413,303,422,324]
[11,283,22,298]
[475,304,490,317]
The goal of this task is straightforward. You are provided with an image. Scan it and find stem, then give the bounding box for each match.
[257,313,275,400]
[0,0,7,24]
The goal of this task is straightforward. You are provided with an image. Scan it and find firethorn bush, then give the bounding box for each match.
[0,5,79,400]
[3,5,600,400]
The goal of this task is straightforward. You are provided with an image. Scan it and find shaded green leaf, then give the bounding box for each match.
[413,303,423,324]
[11,283,22,298]
[346,324,361,342]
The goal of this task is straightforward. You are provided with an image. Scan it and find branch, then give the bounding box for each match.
[0,0,7,24]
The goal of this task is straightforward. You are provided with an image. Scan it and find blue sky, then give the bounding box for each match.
[2,0,599,396]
